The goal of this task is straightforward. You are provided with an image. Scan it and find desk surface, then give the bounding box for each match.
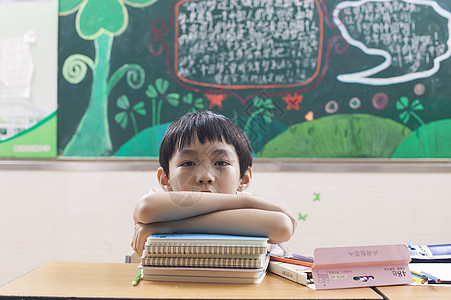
[0,261,383,299]
[0,262,450,299]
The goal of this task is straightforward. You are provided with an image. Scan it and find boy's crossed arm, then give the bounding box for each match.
[132,192,296,256]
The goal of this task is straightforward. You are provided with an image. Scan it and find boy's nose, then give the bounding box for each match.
[197,172,214,184]
[199,178,212,184]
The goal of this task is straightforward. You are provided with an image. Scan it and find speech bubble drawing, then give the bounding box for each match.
[333,0,451,85]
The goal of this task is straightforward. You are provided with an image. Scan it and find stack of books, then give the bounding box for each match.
[138,233,269,283]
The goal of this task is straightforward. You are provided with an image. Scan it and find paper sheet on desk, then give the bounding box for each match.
[409,263,451,286]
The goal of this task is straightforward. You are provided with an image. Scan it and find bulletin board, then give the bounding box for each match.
[0,0,58,158]
[58,0,451,158]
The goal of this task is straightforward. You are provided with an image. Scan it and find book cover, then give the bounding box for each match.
[146,233,268,246]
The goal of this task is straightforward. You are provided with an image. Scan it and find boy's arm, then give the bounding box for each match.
[132,208,294,256]
[133,191,295,227]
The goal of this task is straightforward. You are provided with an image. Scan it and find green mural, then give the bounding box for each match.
[59,0,156,156]
[58,0,451,158]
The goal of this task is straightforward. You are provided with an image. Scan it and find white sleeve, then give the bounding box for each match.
[149,186,165,194]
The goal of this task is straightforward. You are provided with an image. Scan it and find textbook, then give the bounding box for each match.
[268,261,311,285]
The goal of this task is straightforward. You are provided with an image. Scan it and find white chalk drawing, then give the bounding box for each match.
[333,0,451,85]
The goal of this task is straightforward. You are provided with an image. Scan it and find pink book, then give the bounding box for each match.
[311,244,412,290]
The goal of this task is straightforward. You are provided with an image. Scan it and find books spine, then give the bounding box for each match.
[141,257,263,269]
[144,244,267,256]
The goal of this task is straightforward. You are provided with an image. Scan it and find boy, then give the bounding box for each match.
[132,111,296,256]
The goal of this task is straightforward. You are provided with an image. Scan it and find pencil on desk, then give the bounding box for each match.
[270,255,314,268]
[420,271,442,284]
[132,269,142,286]
[292,253,314,263]
[410,271,426,284]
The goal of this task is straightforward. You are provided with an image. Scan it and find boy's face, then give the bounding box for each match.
[159,136,251,194]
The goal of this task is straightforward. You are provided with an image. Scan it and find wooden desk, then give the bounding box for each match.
[379,285,451,300]
[0,261,382,299]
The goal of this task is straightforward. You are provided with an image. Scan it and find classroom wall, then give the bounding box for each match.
[1,165,450,286]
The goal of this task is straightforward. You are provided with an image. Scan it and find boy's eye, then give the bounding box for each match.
[181,161,195,167]
[215,161,230,166]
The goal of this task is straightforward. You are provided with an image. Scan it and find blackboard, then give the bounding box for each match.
[58,0,451,158]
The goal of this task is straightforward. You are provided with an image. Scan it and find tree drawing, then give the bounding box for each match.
[60,0,158,156]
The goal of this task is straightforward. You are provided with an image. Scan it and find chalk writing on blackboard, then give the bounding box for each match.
[174,0,324,89]
[333,0,451,85]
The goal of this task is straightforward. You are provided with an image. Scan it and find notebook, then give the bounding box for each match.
[139,266,266,278]
[141,256,267,268]
[144,244,267,257]
[140,271,266,284]
[146,233,268,246]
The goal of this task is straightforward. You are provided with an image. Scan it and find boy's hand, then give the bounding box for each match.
[131,223,158,257]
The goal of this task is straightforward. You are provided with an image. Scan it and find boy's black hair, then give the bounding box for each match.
[159,111,253,179]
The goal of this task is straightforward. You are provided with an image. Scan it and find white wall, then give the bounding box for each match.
[1,166,450,286]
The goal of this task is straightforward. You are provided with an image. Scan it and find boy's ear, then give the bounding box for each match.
[237,167,252,192]
[157,167,173,192]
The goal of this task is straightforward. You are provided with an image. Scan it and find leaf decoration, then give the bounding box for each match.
[146,84,158,98]
[133,101,146,115]
[411,99,424,111]
[77,0,128,39]
[155,78,169,94]
[396,97,409,110]
[183,93,193,105]
[166,93,180,107]
[194,98,205,109]
[115,112,128,128]
[399,111,410,124]
[117,95,130,110]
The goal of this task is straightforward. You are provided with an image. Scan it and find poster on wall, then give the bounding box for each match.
[58,0,451,158]
[0,0,57,158]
